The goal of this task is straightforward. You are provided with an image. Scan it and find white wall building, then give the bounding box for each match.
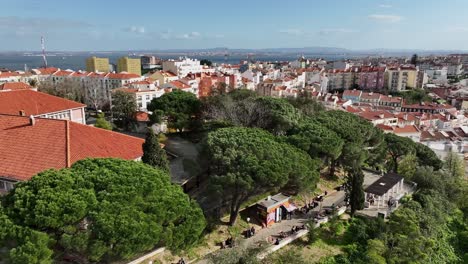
[162,57,203,77]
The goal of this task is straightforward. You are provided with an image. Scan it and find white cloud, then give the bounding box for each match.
[446,27,468,33]
[176,31,201,39]
[279,29,304,36]
[125,26,145,34]
[368,14,403,23]
[318,28,355,35]
[379,4,392,8]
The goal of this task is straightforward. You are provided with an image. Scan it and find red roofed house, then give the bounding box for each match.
[0,115,144,193]
[377,124,421,142]
[162,80,197,96]
[358,111,398,126]
[0,90,86,124]
[342,89,362,103]
[0,82,36,91]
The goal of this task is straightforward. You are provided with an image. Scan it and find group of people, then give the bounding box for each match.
[221,236,235,249]
[177,258,186,264]
[298,191,329,215]
[245,226,256,238]
[290,225,306,234]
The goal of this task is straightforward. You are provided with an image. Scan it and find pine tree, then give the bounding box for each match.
[345,166,365,217]
[94,112,112,130]
[142,129,170,172]
[410,54,418,65]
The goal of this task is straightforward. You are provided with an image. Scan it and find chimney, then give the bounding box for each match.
[29,115,35,126]
[267,195,271,201]
[379,113,385,119]
[404,114,408,121]
[19,110,25,116]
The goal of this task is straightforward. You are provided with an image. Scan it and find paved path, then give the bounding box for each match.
[195,190,346,264]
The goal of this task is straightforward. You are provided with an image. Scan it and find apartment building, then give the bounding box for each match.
[86,56,110,72]
[117,57,142,76]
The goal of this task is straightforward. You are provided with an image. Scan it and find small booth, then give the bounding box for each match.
[256,193,297,227]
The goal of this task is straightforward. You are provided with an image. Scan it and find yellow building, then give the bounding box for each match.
[117,57,141,76]
[385,66,417,91]
[86,56,109,72]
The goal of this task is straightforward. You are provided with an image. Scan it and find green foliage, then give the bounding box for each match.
[345,167,365,217]
[413,143,443,170]
[385,133,415,172]
[313,110,384,174]
[3,158,206,263]
[142,129,170,171]
[307,220,319,243]
[365,239,386,264]
[287,120,344,162]
[392,89,431,104]
[267,248,307,264]
[148,89,201,132]
[287,96,325,117]
[200,59,213,66]
[112,90,137,130]
[397,153,418,179]
[444,152,465,179]
[8,228,53,264]
[205,127,319,225]
[94,112,112,130]
[0,206,53,264]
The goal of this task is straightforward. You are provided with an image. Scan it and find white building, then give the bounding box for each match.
[162,57,203,78]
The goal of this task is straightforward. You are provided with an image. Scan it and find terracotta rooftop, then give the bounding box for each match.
[343,89,362,98]
[36,67,59,75]
[0,115,144,181]
[0,90,85,116]
[0,82,33,91]
[134,111,150,122]
[169,80,191,89]
[107,72,141,79]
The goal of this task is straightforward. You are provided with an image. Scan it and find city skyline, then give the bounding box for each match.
[1,0,468,51]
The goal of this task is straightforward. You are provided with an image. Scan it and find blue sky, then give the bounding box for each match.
[1,0,467,51]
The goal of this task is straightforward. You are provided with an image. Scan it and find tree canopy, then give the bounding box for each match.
[112,90,137,130]
[142,129,170,172]
[3,158,206,263]
[205,127,320,225]
[203,91,301,135]
[94,112,112,130]
[148,89,201,132]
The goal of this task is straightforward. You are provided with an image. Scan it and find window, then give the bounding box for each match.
[0,181,5,190]
[146,95,150,100]
[137,96,142,101]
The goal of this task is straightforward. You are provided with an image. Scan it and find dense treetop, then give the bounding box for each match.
[2,158,206,263]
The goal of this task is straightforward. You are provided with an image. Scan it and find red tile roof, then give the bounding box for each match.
[134,111,150,122]
[107,72,141,79]
[0,82,33,91]
[343,89,362,97]
[0,90,85,116]
[169,80,191,89]
[0,72,20,78]
[37,67,59,75]
[360,92,381,100]
[53,70,74,77]
[358,111,394,121]
[0,115,144,181]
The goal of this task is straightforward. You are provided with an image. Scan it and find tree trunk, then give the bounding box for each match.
[229,201,240,226]
[228,196,244,226]
[329,159,337,177]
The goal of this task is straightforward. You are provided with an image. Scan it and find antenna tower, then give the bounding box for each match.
[41,36,48,68]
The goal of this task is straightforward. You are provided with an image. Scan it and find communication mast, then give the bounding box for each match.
[41,36,48,68]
